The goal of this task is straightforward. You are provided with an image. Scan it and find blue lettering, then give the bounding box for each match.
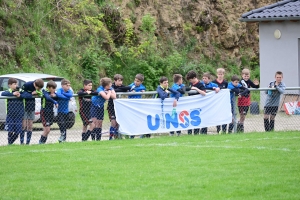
[165,113,178,129]
[190,109,201,126]
[147,114,160,130]
[180,116,189,128]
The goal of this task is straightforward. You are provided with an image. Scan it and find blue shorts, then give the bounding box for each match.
[90,104,104,120]
[5,116,23,133]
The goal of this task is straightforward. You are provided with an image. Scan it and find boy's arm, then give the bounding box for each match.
[1,91,14,96]
[62,90,73,98]
[275,82,286,94]
[56,89,69,99]
[19,91,33,99]
[110,89,117,99]
[42,90,58,105]
[77,89,86,96]
[157,87,168,100]
[239,87,250,96]
[168,88,180,101]
[191,85,206,95]
[99,90,112,100]
[249,79,259,88]
[115,86,131,92]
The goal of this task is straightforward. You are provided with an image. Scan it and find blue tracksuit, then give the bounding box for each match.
[56,88,73,114]
[170,83,185,97]
[227,82,249,114]
[202,82,219,90]
[128,83,146,99]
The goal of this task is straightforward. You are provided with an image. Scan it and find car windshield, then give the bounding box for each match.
[42,78,63,89]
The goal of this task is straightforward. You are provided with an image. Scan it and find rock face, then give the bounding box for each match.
[113,0,278,63]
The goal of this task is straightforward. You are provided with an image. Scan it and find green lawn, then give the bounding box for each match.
[1,132,300,199]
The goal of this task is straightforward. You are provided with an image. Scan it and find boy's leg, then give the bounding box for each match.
[57,113,67,142]
[26,114,34,144]
[200,127,207,134]
[194,129,200,135]
[170,131,175,136]
[8,132,14,145]
[269,114,276,132]
[228,123,234,133]
[187,129,192,135]
[222,124,227,133]
[20,118,27,144]
[263,117,270,132]
[176,130,181,136]
[216,125,221,133]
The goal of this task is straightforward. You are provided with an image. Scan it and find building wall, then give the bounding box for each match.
[259,21,300,108]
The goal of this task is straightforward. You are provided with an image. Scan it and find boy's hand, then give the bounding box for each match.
[214,88,220,93]
[13,91,20,97]
[50,93,56,97]
[253,79,259,85]
[173,100,177,107]
[238,94,242,98]
[191,86,197,90]
[32,91,37,95]
[86,91,91,94]
[55,104,58,108]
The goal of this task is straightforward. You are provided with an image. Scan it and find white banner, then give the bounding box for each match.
[114,89,232,135]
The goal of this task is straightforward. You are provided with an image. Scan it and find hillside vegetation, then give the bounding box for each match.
[0,0,277,90]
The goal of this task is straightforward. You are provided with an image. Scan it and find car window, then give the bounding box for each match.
[18,79,26,88]
[1,78,9,91]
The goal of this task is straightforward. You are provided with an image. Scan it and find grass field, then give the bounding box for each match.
[1,132,300,199]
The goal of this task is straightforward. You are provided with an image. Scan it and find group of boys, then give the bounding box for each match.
[1,78,73,145]
[1,68,285,145]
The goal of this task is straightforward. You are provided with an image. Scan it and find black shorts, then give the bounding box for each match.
[264,106,278,115]
[238,106,249,115]
[41,110,54,127]
[79,108,92,126]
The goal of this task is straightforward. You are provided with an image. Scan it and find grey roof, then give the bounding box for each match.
[240,0,300,22]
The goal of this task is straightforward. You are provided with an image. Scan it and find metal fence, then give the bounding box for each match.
[0,87,299,146]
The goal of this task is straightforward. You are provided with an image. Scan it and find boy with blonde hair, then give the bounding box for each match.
[237,68,259,133]
[212,68,228,133]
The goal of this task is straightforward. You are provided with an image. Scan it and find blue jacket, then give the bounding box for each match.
[1,89,32,117]
[202,81,219,90]
[41,89,58,112]
[156,86,180,101]
[56,88,73,114]
[91,86,113,107]
[227,82,249,107]
[170,83,185,97]
[128,83,146,99]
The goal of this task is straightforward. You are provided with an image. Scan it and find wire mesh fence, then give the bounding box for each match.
[0,87,299,146]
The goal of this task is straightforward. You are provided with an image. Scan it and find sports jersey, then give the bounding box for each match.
[128,83,146,99]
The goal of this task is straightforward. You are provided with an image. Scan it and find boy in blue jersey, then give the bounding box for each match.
[186,70,206,135]
[1,78,32,145]
[170,74,186,136]
[128,74,146,99]
[212,68,228,134]
[128,74,146,139]
[200,72,220,134]
[227,75,249,133]
[20,78,44,145]
[91,77,116,141]
[56,79,73,143]
[39,81,58,144]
